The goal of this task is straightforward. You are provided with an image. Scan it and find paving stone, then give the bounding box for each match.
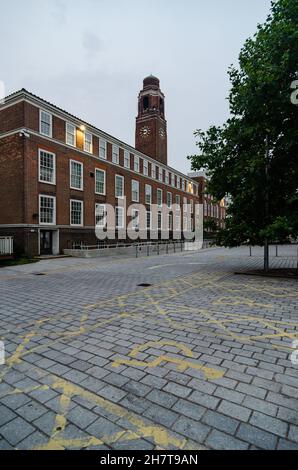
[98,384,127,403]
[214,387,245,404]
[85,417,124,440]
[0,405,17,426]
[163,382,191,398]
[17,430,49,450]
[143,403,178,427]
[0,417,35,446]
[206,430,249,450]
[243,396,278,417]
[67,405,98,429]
[202,410,239,435]
[16,401,48,422]
[288,425,298,443]
[172,399,206,421]
[189,390,220,410]
[146,389,178,408]
[236,423,278,450]
[217,400,251,422]
[173,416,210,443]
[249,411,288,437]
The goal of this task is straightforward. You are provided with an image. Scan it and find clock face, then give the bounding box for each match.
[159,128,165,139]
[140,126,151,138]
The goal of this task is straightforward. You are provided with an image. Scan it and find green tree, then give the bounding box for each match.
[189,0,298,270]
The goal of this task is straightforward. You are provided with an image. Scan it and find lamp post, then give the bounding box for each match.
[264,134,270,273]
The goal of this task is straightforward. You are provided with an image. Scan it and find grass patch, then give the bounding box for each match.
[0,257,39,268]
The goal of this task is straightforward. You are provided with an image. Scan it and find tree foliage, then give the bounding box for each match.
[189,0,298,247]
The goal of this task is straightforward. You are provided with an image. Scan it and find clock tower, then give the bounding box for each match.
[135,75,167,166]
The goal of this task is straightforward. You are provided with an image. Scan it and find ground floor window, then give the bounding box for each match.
[39,195,56,225]
[70,200,83,226]
[95,203,106,227]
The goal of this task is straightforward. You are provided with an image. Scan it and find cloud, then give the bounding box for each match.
[51,0,67,26]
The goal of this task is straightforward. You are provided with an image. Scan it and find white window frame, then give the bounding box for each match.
[38,149,56,185]
[177,176,181,189]
[158,166,163,182]
[171,173,175,187]
[95,168,106,195]
[134,155,140,173]
[157,188,163,207]
[39,110,52,138]
[124,150,130,169]
[145,184,152,205]
[115,174,124,198]
[158,211,163,230]
[95,203,106,227]
[132,208,139,229]
[131,179,139,202]
[167,191,172,209]
[39,194,56,225]
[115,206,124,229]
[70,199,83,226]
[66,122,76,147]
[165,171,169,185]
[70,159,83,191]
[99,139,107,159]
[175,194,181,209]
[146,210,152,230]
[84,131,93,153]
[143,159,148,176]
[112,145,119,164]
[151,164,156,179]
[176,215,181,230]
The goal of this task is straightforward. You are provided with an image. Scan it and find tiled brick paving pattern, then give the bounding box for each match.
[0,246,297,450]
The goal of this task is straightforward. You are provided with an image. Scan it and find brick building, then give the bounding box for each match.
[0,76,225,256]
[189,171,227,231]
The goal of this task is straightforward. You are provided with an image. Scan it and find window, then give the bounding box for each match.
[132,209,139,229]
[171,173,175,187]
[115,175,124,198]
[131,180,139,202]
[95,169,105,195]
[112,145,119,164]
[124,151,130,169]
[182,180,185,192]
[70,160,83,190]
[190,199,194,213]
[158,167,163,182]
[157,188,163,207]
[176,215,181,230]
[84,131,92,153]
[165,171,169,185]
[143,160,148,176]
[151,164,156,179]
[145,184,152,205]
[167,192,172,209]
[115,206,124,229]
[70,200,83,226]
[99,139,107,159]
[134,155,140,172]
[177,177,181,189]
[66,123,76,147]
[183,197,188,213]
[40,110,52,137]
[39,150,56,185]
[39,195,56,225]
[158,212,162,230]
[175,195,181,208]
[95,203,106,227]
[168,213,173,231]
[146,210,152,230]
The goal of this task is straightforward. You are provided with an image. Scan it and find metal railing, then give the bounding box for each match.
[0,237,13,255]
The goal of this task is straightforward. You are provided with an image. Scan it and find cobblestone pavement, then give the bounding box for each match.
[0,246,297,450]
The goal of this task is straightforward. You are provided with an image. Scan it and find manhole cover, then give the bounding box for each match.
[137,283,152,287]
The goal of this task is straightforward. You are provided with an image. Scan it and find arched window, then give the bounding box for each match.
[143,96,149,111]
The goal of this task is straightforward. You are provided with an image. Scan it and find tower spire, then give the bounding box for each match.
[135,76,167,165]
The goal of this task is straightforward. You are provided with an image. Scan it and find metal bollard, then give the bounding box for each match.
[174,242,176,253]
[249,246,252,257]
[136,244,138,258]
[166,243,168,254]
[157,243,160,255]
[147,244,149,256]
[276,245,278,257]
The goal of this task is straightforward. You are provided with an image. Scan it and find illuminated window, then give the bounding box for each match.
[66,123,76,147]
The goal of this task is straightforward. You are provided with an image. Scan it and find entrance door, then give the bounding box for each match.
[40,230,53,255]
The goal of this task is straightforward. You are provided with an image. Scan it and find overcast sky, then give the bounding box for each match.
[1,0,272,173]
